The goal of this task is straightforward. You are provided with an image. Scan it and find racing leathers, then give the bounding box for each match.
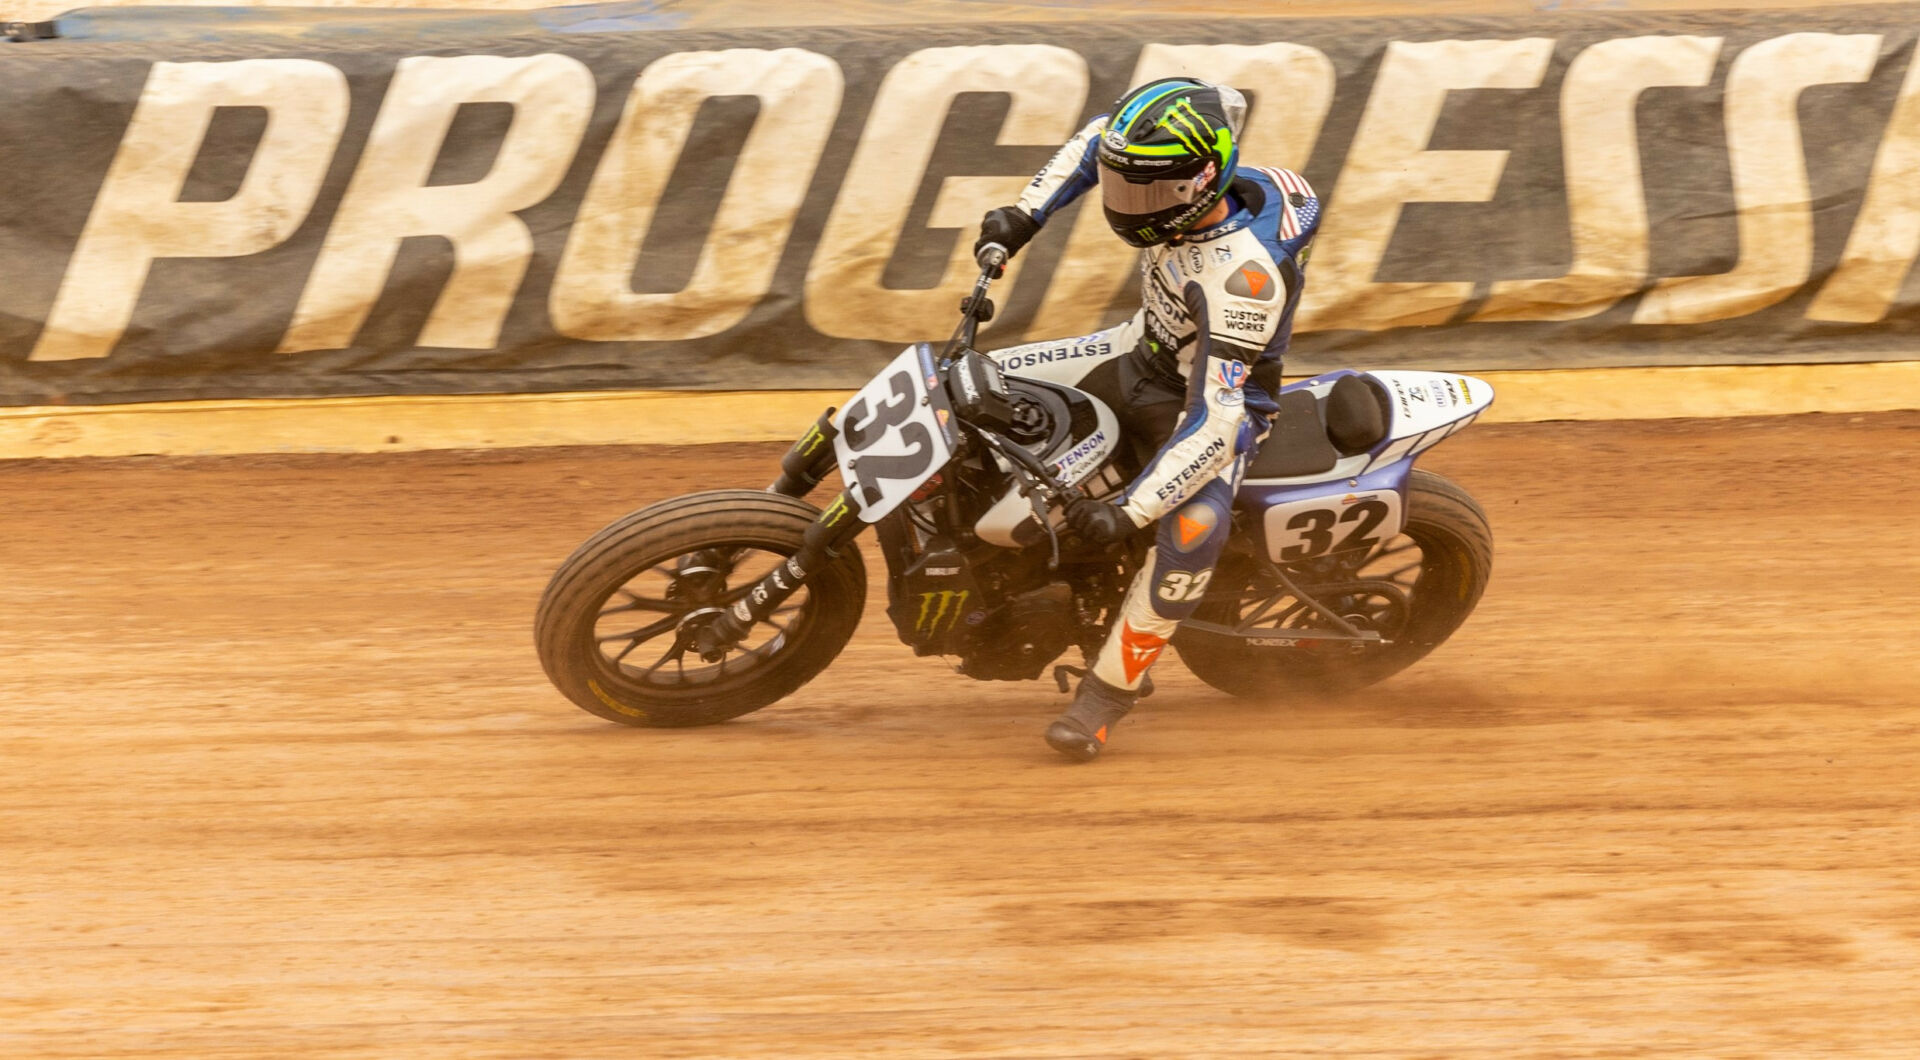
[988,117,1322,695]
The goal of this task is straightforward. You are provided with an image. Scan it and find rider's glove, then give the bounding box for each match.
[974,206,1041,263]
[1066,496,1136,545]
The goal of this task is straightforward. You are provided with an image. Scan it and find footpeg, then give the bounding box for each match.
[1052,665,1086,693]
[1052,663,1153,698]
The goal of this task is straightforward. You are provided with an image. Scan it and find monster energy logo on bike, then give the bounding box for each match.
[820,495,851,529]
[916,590,971,636]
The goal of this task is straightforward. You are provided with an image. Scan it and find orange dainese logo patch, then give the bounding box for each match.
[1225,260,1277,302]
[1173,503,1218,553]
[1118,622,1168,685]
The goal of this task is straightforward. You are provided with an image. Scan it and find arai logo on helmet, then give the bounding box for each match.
[1104,128,1129,150]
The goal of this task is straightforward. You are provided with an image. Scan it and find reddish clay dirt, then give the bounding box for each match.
[6,411,1920,1058]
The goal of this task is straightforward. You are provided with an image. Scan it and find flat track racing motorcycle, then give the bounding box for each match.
[535,248,1494,727]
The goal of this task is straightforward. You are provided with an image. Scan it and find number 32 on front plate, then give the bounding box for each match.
[833,343,957,523]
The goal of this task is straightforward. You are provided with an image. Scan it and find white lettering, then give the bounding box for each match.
[1295,38,1556,333]
[30,60,348,362]
[551,49,842,342]
[804,45,1089,343]
[1634,33,1881,326]
[1473,36,1723,323]
[1810,39,1920,322]
[278,54,595,354]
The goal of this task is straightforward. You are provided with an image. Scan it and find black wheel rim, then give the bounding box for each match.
[589,545,812,697]
[1215,531,1426,640]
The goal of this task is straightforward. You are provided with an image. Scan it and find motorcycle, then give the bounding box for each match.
[534,247,1494,728]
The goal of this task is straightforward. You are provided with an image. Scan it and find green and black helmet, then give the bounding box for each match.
[1096,77,1247,248]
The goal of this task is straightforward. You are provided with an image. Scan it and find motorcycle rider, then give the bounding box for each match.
[973,77,1322,762]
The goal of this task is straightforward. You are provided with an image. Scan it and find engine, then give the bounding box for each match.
[873,369,1132,682]
[957,583,1077,682]
[884,535,1078,681]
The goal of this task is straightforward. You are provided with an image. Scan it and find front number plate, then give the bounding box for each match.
[834,343,956,523]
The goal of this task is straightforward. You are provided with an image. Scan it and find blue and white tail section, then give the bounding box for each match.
[1363,371,1494,472]
[1237,370,1494,564]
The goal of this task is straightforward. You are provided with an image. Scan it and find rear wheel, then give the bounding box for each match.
[534,490,866,726]
[1177,469,1491,699]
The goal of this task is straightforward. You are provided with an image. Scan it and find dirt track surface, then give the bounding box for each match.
[6,411,1920,1058]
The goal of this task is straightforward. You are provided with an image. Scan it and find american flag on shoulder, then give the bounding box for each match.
[1255,166,1318,242]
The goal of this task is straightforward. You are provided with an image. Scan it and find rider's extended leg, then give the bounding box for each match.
[1044,474,1238,761]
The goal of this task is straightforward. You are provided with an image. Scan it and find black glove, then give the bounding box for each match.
[1066,496,1135,545]
[974,206,1041,264]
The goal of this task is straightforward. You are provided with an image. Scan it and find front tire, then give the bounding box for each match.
[534,490,866,727]
[1178,468,1492,699]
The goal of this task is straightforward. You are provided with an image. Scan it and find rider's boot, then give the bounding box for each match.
[1044,672,1138,762]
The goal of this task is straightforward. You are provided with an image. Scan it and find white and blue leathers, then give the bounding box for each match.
[990,117,1323,692]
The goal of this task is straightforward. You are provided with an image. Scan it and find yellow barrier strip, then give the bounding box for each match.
[2,361,1917,460]
[1478,361,1920,422]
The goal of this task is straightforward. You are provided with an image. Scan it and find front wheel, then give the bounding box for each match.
[1177,468,1492,699]
[534,490,866,727]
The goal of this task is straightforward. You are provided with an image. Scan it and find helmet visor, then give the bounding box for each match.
[1098,164,1212,217]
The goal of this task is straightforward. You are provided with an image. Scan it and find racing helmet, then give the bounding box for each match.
[1096,78,1247,248]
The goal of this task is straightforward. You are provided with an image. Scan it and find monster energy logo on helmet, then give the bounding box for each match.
[1096,77,1247,249]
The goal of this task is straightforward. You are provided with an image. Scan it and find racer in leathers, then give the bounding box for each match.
[973,77,1322,762]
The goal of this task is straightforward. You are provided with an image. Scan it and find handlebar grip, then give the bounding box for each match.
[976,242,1009,271]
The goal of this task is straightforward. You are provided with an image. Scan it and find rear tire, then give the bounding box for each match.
[535,490,866,727]
[1178,469,1492,699]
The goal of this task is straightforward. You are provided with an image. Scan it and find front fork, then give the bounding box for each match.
[675,408,840,586]
[690,410,866,655]
[769,409,839,498]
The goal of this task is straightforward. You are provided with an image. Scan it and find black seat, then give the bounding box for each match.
[1325,374,1391,455]
[1245,376,1393,479]
[1246,390,1338,478]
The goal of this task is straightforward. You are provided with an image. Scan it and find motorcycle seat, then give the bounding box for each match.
[1245,375,1392,479]
[1324,373,1391,455]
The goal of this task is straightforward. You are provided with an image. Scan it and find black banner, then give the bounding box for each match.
[4,4,1920,405]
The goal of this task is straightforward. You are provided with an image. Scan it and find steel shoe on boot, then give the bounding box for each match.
[1044,673,1138,762]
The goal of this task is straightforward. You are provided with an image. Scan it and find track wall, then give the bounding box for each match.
[5,3,1920,406]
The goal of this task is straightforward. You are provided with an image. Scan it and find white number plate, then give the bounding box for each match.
[1263,489,1405,563]
[833,344,957,523]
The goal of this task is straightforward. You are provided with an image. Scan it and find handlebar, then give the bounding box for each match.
[972,424,1075,502]
[972,425,1083,570]
[953,243,1072,500]
[945,244,1090,565]
[945,244,1011,361]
